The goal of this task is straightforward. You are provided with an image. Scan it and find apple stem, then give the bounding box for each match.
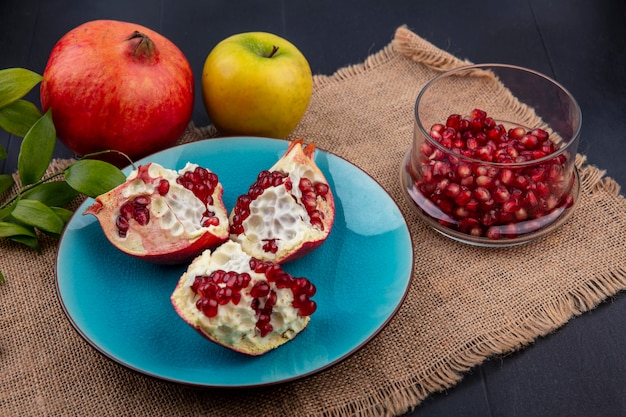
[126,31,159,62]
[267,45,279,59]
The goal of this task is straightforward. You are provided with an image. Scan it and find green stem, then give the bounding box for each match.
[82,149,136,170]
[0,171,65,210]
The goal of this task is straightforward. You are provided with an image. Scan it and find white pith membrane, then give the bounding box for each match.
[171,240,310,355]
[231,144,333,263]
[86,161,229,258]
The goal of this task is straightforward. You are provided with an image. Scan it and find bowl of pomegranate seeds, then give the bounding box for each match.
[401,64,582,246]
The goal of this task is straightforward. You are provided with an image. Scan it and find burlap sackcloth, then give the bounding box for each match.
[2,26,626,417]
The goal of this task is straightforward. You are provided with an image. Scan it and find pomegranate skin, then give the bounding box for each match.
[40,20,194,161]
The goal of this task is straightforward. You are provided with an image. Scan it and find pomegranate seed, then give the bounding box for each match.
[249,258,267,273]
[444,182,461,198]
[116,216,129,232]
[465,199,479,212]
[530,128,549,142]
[485,226,502,240]
[251,281,270,298]
[133,207,150,226]
[197,298,218,318]
[157,179,170,196]
[514,175,530,189]
[262,238,279,254]
[119,202,134,219]
[446,114,463,130]
[430,130,442,141]
[454,206,470,219]
[473,187,491,202]
[493,185,510,203]
[134,195,150,206]
[475,175,493,188]
[275,273,293,289]
[264,264,281,282]
[431,123,445,134]
[508,127,526,139]
[202,217,220,227]
[298,300,317,317]
[520,134,540,150]
[454,189,472,206]
[469,117,484,132]
[470,108,487,120]
[314,183,330,197]
[502,199,520,213]
[456,163,472,178]
[257,322,273,337]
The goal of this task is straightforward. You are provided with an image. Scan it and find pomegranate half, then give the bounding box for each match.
[84,162,229,264]
[171,240,316,356]
[229,139,335,263]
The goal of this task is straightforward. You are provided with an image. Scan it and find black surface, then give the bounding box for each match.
[2,1,626,416]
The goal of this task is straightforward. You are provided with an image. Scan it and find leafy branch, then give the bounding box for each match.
[0,68,127,283]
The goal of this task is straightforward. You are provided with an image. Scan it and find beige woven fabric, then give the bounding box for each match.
[2,26,626,417]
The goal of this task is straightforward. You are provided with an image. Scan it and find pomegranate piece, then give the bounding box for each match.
[229,139,335,263]
[171,240,315,355]
[84,162,229,264]
[411,108,575,240]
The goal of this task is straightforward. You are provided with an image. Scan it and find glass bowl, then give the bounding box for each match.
[401,64,582,247]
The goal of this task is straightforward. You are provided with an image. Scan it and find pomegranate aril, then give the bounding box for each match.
[250,280,270,298]
[520,134,540,149]
[197,298,219,318]
[262,238,279,254]
[202,217,220,227]
[531,128,549,142]
[473,187,491,202]
[446,114,463,130]
[157,179,170,196]
[257,322,273,337]
[471,108,487,120]
[134,195,150,206]
[116,216,129,231]
[508,127,526,139]
[298,300,317,317]
[134,207,150,226]
[454,190,472,206]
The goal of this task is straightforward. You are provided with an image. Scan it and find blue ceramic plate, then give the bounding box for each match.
[55,137,413,388]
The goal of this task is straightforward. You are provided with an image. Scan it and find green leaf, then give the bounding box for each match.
[0,68,42,109]
[64,159,126,198]
[0,99,43,137]
[11,199,65,235]
[51,207,74,224]
[0,200,16,221]
[10,234,41,251]
[18,109,56,186]
[0,145,6,159]
[22,181,79,207]
[0,269,4,284]
[0,220,37,238]
[0,173,14,194]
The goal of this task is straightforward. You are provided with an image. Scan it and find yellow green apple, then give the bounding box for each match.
[201,32,313,138]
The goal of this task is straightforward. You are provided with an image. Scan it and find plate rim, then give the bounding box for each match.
[54,136,415,388]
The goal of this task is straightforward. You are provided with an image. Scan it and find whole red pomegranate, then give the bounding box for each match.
[84,162,229,264]
[40,20,194,161]
[229,139,335,263]
[171,240,316,355]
